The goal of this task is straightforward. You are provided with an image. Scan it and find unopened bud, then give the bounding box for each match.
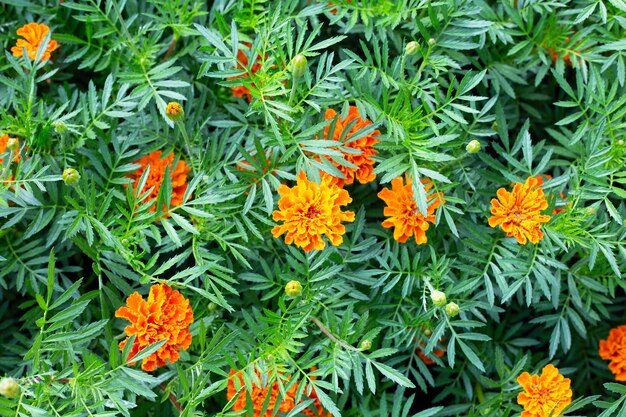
[445,302,459,317]
[423,328,432,337]
[361,339,372,350]
[165,102,184,122]
[62,168,80,186]
[53,120,67,134]
[207,302,217,312]
[466,140,481,154]
[405,41,420,56]
[0,378,19,398]
[492,121,498,131]
[6,138,19,152]
[618,139,624,146]
[428,38,436,46]
[285,280,302,297]
[430,290,447,307]
[292,54,307,78]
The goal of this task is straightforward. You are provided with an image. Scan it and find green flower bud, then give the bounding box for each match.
[361,339,372,350]
[166,102,184,122]
[292,54,307,78]
[445,302,460,317]
[62,168,80,186]
[0,378,19,398]
[492,121,498,131]
[466,140,481,154]
[53,120,67,134]
[428,38,436,46]
[430,290,447,307]
[6,138,19,152]
[405,41,420,56]
[207,302,217,312]
[618,139,624,146]
[285,280,302,297]
[423,328,432,337]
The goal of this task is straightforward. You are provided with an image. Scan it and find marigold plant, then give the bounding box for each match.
[11,22,58,61]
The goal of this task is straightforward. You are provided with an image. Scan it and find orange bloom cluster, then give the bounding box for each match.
[517,364,572,417]
[417,339,446,366]
[599,325,626,381]
[488,176,551,245]
[328,0,351,14]
[377,176,444,245]
[127,151,190,216]
[322,106,380,187]
[533,174,568,215]
[546,37,582,67]
[230,44,262,102]
[227,368,329,417]
[115,283,194,371]
[0,134,21,164]
[11,23,59,61]
[272,171,355,252]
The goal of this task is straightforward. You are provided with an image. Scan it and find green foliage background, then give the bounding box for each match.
[0,0,626,416]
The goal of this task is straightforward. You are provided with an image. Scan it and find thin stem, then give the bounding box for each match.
[159,383,183,413]
[308,316,360,352]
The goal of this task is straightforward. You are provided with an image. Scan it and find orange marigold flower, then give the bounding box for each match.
[377,176,444,245]
[488,176,551,245]
[322,106,380,187]
[0,134,22,164]
[115,283,194,372]
[227,368,330,417]
[599,325,626,381]
[517,364,572,417]
[533,174,569,215]
[416,339,446,366]
[272,171,355,252]
[127,151,190,216]
[229,44,262,102]
[11,22,59,61]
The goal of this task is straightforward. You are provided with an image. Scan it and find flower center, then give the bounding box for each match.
[307,205,321,218]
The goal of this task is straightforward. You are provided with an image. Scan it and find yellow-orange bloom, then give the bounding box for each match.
[127,151,190,216]
[0,134,22,164]
[272,171,355,252]
[416,339,446,366]
[322,106,380,187]
[599,325,626,381]
[227,368,330,417]
[517,364,572,417]
[377,176,444,244]
[11,23,59,61]
[488,176,551,244]
[115,283,193,371]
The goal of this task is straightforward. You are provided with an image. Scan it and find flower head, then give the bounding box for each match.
[115,283,194,371]
[322,106,380,187]
[416,339,446,366]
[272,171,355,252]
[517,364,572,417]
[11,22,59,61]
[377,176,444,244]
[0,134,22,164]
[488,176,551,244]
[285,280,303,297]
[165,102,184,122]
[599,325,626,381]
[229,44,263,102]
[127,151,190,216]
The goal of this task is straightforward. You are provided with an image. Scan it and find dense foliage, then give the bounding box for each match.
[1,0,626,416]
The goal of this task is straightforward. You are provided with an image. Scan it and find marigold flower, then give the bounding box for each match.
[272,171,355,252]
[115,283,194,371]
[227,368,329,417]
[11,22,59,61]
[229,44,262,102]
[517,364,572,417]
[127,151,190,216]
[165,102,184,122]
[417,339,446,366]
[0,134,22,164]
[377,176,444,245]
[322,106,380,187]
[488,176,551,245]
[599,325,626,381]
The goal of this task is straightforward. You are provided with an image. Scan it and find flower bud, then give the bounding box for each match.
[405,41,420,56]
[207,302,217,312]
[428,38,436,46]
[0,378,19,398]
[466,140,481,154]
[62,168,80,186]
[285,280,302,297]
[423,328,432,337]
[492,121,498,130]
[6,138,19,152]
[165,102,184,122]
[53,120,67,134]
[445,302,459,317]
[292,54,307,78]
[361,339,372,350]
[430,290,447,307]
[618,139,624,146]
